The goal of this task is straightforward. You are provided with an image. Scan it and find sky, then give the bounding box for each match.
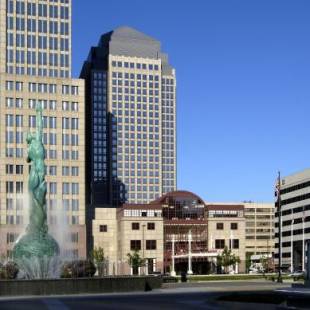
[72,0,310,203]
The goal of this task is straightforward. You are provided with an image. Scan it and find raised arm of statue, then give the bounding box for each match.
[36,103,43,142]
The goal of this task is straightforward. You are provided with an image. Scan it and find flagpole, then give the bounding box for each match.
[277,171,283,283]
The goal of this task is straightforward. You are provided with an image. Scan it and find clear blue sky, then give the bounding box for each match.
[72,0,310,203]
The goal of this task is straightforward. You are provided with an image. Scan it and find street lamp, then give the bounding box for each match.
[276,171,282,283]
[142,224,146,275]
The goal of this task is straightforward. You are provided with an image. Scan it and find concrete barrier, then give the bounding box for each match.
[0,276,162,296]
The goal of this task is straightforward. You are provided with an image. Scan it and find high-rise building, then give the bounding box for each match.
[80,26,177,208]
[0,0,86,259]
[275,169,310,272]
[1,0,71,78]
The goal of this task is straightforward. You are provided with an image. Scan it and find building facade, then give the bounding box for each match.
[275,169,310,272]
[0,0,86,259]
[157,191,208,274]
[244,202,274,261]
[206,204,246,273]
[1,0,71,78]
[92,204,164,275]
[80,26,177,207]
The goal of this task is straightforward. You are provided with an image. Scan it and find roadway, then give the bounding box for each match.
[0,280,292,309]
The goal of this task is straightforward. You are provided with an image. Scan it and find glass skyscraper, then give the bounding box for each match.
[81,26,176,206]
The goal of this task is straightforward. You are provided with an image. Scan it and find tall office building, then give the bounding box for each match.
[275,169,310,272]
[1,0,71,77]
[81,26,177,207]
[0,0,86,258]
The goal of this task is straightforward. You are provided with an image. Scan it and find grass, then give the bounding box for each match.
[171,273,293,282]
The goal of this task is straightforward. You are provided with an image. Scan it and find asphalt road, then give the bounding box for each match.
[0,280,291,310]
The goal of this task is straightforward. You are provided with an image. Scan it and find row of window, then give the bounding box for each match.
[5,81,78,95]
[5,215,79,225]
[48,199,79,211]
[8,34,69,51]
[111,62,159,71]
[5,131,79,146]
[7,50,70,67]
[6,198,79,211]
[7,17,69,35]
[5,148,79,160]
[215,239,239,249]
[6,65,70,78]
[6,98,79,111]
[216,222,238,230]
[5,181,79,195]
[130,240,157,250]
[7,1,70,19]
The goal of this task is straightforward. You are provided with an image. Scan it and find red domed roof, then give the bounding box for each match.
[151,190,205,205]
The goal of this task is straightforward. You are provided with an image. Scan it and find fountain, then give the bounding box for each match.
[12,104,60,278]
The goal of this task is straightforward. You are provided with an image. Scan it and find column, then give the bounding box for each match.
[187,230,193,275]
[171,234,176,276]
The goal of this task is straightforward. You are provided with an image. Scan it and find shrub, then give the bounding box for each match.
[61,260,96,278]
[0,261,19,279]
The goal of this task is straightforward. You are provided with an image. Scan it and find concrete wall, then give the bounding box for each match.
[0,276,162,296]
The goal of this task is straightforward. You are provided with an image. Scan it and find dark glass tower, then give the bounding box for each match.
[81,26,176,210]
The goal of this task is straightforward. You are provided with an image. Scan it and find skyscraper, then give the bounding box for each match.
[81,26,177,208]
[1,0,71,77]
[0,0,86,258]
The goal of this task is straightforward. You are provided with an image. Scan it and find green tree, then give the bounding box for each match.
[127,250,145,275]
[217,246,241,274]
[91,246,106,277]
[245,252,253,273]
[260,255,269,275]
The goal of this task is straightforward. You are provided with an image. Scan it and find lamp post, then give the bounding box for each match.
[302,209,305,272]
[142,224,146,275]
[277,171,282,283]
[291,218,294,273]
[171,234,176,276]
[187,230,193,275]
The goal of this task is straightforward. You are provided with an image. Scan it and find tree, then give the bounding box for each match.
[91,246,106,277]
[217,246,241,274]
[260,255,269,275]
[246,252,253,273]
[127,250,145,275]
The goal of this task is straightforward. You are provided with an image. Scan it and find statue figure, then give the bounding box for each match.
[13,103,59,268]
[26,104,48,236]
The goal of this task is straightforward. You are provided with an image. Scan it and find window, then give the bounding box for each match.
[232,239,239,249]
[16,182,23,193]
[49,166,57,176]
[130,240,141,251]
[215,239,225,249]
[6,165,14,174]
[146,240,156,250]
[99,225,107,232]
[49,182,57,194]
[147,222,155,230]
[216,223,224,230]
[231,223,238,230]
[132,223,139,230]
[62,182,70,194]
[6,181,14,193]
[16,165,23,174]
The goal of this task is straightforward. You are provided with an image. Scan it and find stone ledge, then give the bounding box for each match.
[0,276,162,296]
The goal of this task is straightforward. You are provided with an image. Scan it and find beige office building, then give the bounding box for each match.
[206,204,246,273]
[244,202,275,257]
[0,0,86,258]
[92,204,164,275]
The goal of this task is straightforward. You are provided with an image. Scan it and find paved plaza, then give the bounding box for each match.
[0,280,291,310]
